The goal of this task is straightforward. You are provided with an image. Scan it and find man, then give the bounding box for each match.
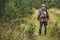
[38,4,49,35]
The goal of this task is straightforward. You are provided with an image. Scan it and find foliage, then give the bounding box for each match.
[0,0,60,40]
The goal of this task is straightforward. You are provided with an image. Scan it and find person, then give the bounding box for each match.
[38,4,49,35]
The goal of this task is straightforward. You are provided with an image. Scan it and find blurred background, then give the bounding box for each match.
[0,0,60,40]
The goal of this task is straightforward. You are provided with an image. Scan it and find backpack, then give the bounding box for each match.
[38,6,49,22]
[41,6,47,11]
[40,11,47,18]
[39,10,48,22]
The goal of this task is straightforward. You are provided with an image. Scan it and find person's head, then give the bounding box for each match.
[41,4,46,7]
[41,4,47,11]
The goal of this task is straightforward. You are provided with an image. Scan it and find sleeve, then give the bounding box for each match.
[46,10,49,20]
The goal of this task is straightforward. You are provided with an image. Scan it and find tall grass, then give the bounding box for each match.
[0,8,60,40]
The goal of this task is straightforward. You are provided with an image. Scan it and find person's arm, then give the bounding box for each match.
[46,10,49,20]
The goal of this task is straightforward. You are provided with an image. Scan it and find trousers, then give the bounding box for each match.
[39,21,47,35]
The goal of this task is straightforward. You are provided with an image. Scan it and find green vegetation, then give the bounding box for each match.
[0,0,60,40]
[0,8,60,40]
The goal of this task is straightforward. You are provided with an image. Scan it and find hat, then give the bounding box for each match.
[41,4,46,6]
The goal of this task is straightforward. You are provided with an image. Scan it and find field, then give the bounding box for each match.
[0,8,60,40]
